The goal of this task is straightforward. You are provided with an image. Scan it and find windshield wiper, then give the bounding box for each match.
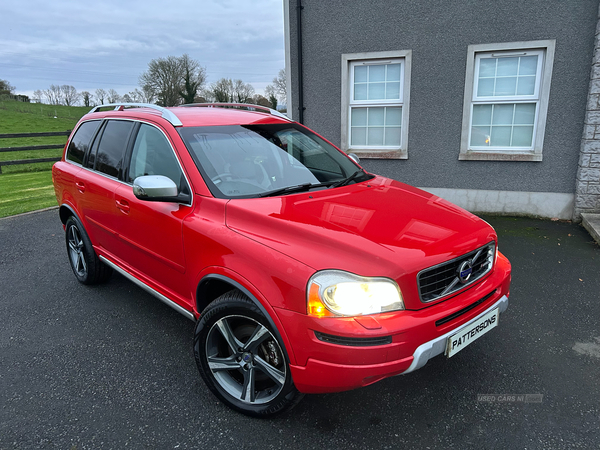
[330,170,365,188]
[258,180,339,198]
[258,182,315,198]
[257,171,366,198]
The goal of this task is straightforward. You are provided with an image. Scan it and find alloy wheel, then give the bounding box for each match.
[206,315,286,405]
[67,224,87,277]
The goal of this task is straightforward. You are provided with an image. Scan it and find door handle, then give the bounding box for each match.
[75,181,85,193]
[116,199,130,214]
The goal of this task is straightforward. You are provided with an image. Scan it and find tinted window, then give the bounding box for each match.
[66,121,100,165]
[95,120,134,178]
[128,124,184,191]
[179,124,365,199]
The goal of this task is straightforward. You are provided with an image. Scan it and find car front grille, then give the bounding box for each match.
[417,242,495,303]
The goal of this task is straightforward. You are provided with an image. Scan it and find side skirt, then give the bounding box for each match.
[99,255,195,321]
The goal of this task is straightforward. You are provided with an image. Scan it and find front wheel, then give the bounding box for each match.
[194,291,303,417]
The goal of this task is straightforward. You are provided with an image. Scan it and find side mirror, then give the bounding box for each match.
[133,175,181,202]
[348,153,360,164]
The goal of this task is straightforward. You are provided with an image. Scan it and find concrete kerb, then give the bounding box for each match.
[581,213,600,244]
[0,206,59,221]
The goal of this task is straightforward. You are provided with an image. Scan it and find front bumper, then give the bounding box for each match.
[401,294,508,374]
[278,254,511,394]
[287,295,508,394]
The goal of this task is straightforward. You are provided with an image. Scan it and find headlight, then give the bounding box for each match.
[307,270,404,317]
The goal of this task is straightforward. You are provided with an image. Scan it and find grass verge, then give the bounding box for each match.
[0,99,87,175]
[0,171,57,218]
[0,100,88,216]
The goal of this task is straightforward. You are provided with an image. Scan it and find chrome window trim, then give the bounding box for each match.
[77,118,194,207]
[63,156,83,168]
[125,120,194,206]
[92,119,136,180]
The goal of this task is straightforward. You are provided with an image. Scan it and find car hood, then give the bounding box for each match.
[225,176,496,309]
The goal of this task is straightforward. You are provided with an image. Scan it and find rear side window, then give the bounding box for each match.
[95,120,134,178]
[66,121,100,165]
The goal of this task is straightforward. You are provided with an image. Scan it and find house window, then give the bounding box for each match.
[460,41,555,161]
[341,50,411,159]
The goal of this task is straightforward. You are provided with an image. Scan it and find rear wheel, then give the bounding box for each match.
[65,216,112,285]
[194,291,303,417]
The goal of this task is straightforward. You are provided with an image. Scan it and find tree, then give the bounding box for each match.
[107,89,121,103]
[122,93,133,103]
[209,78,234,103]
[0,79,15,96]
[95,88,107,105]
[179,54,207,104]
[81,91,93,107]
[265,69,286,107]
[140,85,157,103]
[232,79,255,103]
[273,69,286,101]
[252,94,271,108]
[267,93,277,110]
[43,85,62,105]
[127,87,155,103]
[139,54,206,106]
[60,85,80,106]
[128,89,143,103]
[32,90,43,103]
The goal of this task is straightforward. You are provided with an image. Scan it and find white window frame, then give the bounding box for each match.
[460,40,555,161]
[341,50,411,159]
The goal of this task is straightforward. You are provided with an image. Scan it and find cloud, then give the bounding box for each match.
[0,0,285,95]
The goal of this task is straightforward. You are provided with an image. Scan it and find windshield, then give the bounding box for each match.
[178,123,370,199]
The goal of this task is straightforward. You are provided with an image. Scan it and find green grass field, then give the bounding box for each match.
[0,171,57,218]
[0,99,88,217]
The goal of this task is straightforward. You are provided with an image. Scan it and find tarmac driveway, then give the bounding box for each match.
[1,209,599,449]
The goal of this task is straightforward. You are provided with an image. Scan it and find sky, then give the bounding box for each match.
[0,0,285,100]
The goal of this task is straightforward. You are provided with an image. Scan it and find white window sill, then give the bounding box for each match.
[458,151,542,162]
[349,149,408,159]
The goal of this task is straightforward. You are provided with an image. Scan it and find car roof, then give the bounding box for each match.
[83,103,292,128]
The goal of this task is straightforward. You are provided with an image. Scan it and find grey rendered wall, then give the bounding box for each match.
[288,0,598,194]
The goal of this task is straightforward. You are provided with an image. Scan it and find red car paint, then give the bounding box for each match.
[53,105,511,398]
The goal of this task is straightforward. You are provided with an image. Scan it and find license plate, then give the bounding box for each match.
[446,308,499,358]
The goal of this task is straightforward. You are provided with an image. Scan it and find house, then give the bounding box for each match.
[283,0,600,220]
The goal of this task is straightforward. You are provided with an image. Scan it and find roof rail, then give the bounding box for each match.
[87,103,183,127]
[181,103,290,121]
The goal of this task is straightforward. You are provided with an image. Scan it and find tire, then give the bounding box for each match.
[194,291,303,417]
[65,215,112,285]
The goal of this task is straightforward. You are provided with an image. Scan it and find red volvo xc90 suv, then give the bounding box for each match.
[52,103,511,417]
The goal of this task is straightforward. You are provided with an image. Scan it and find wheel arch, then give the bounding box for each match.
[59,203,78,225]
[196,273,297,365]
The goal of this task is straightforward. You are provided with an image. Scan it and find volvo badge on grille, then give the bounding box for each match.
[458,260,473,283]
